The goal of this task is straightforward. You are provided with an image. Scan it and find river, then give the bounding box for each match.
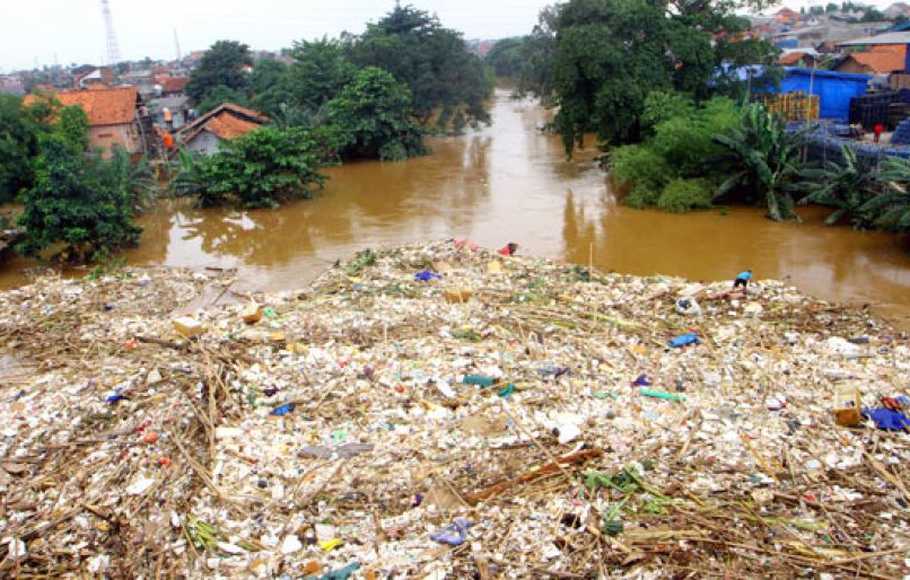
[3,88,910,324]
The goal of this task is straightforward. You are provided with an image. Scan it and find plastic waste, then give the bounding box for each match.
[833,386,862,427]
[632,374,652,387]
[319,538,343,552]
[669,333,700,348]
[415,270,442,282]
[462,374,496,387]
[319,562,361,580]
[863,408,910,431]
[498,242,519,257]
[172,316,205,338]
[430,518,472,546]
[675,298,702,316]
[105,389,127,404]
[498,384,516,398]
[640,388,686,402]
[270,403,296,417]
[538,365,570,378]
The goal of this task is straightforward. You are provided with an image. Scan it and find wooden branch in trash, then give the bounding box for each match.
[136,335,185,350]
[464,448,603,505]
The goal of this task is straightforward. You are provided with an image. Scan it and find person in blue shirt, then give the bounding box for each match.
[733,270,752,291]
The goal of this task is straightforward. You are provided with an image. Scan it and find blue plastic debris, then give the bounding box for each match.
[414,270,442,282]
[632,374,652,387]
[319,562,360,580]
[863,408,910,431]
[105,389,127,404]
[669,333,700,348]
[271,403,296,417]
[430,517,472,546]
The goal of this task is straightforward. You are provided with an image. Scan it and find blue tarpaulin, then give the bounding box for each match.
[723,66,871,121]
[769,67,871,121]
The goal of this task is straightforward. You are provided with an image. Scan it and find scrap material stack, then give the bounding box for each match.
[0,241,908,578]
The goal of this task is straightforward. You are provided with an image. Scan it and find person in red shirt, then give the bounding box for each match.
[874,123,885,144]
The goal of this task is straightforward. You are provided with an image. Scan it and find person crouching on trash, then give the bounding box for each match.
[733,269,752,291]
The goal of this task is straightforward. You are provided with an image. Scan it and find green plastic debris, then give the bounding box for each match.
[639,388,686,402]
[593,391,617,400]
[331,429,348,444]
[498,384,516,398]
[462,375,496,387]
[262,307,277,319]
[602,497,629,537]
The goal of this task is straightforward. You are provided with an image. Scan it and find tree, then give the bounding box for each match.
[348,4,493,127]
[527,0,777,153]
[325,67,427,162]
[18,113,143,261]
[485,37,529,78]
[713,103,806,222]
[196,85,252,115]
[0,95,42,200]
[826,3,838,13]
[173,127,327,209]
[286,39,358,111]
[248,59,293,118]
[186,41,253,104]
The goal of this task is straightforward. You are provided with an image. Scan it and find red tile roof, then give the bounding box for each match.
[178,102,268,145]
[846,45,907,73]
[24,86,139,126]
[155,76,189,93]
[779,52,809,65]
[205,114,262,140]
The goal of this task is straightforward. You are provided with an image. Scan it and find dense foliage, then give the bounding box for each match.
[326,67,426,162]
[611,93,739,212]
[713,103,807,221]
[0,95,43,200]
[485,37,530,78]
[348,5,494,128]
[798,145,877,227]
[18,107,143,261]
[524,0,779,153]
[174,127,326,209]
[186,40,253,104]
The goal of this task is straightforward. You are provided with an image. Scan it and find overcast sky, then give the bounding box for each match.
[1,0,904,72]
[0,0,554,72]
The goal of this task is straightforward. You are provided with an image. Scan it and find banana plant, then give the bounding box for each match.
[713,103,807,222]
[797,144,878,228]
[862,156,910,232]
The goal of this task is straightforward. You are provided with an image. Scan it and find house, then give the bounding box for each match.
[779,50,819,67]
[775,8,801,24]
[24,86,144,157]
[0,76,24,96]
[177,103,268,154]
[154,75,189,96]
[74,67,114,89]
[835,45,908,74]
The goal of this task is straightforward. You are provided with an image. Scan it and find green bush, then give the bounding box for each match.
[610,144,674,193]
[650,96,739,176]
[641,91,695,131]
[174,126,326,209]
[624,183,662,209]
[656,178,715,213]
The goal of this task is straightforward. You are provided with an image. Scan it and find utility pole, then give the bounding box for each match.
[100,0,122,66]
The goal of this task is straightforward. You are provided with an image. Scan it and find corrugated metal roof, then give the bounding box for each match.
[838,31,910,46]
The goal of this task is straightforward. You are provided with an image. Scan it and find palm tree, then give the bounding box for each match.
[713,103,807,221]
[862,156,910,232]
[797,144,877,228]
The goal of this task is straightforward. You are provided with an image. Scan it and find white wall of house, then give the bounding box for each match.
[185,131,223,155]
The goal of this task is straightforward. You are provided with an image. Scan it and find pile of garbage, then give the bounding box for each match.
[1,241,908,578]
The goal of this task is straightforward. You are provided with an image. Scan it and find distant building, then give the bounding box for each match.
[0,76,25,96]
[24,87,144,157]
[177,103,268,155]
[779,50,819,67]
[74,67,114,89]
[836,45,907,74]
[153,75,189,96]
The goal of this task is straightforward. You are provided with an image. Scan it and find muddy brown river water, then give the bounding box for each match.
[2,88,910,324]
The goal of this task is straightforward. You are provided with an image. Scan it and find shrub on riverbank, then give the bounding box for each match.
[173,127,326,209]
[610,93,739,211]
